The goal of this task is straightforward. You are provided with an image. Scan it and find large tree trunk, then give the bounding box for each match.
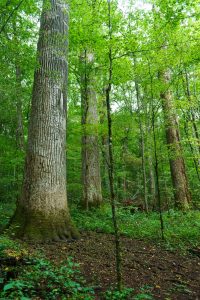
[80,51,102,209]
[9,0,78,241]
[160,70,191,210]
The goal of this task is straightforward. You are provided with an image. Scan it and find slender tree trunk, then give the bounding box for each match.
[134,78,148,213]
[9,0,78,241]
[106,0,122,291]
[15,66,25,151]
[100,95,110,192]
[121,128,129,200]
[152,101,164,239]
[148,151,156,209]
[80,50,102,209]
[160,70,191,210]
[145,94,156,209]
[148,61,164,238]
[102,136,110,190]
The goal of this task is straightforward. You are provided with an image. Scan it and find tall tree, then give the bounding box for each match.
[106,0,122,290]
[9,0,78,241]
[160,69,191,210]
[80,50,103,209]
[134,75,148,212]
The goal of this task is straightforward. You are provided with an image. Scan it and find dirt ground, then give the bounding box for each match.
[36,231,200,300]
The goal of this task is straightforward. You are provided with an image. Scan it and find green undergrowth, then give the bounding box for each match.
[0,235,94,299]
[0,202,199,299]
[0,235,151,300]
[71,204,200,251]
[1,202,200,251]
[0,204,93,299]
[0,203,154,299]
[0,202,16,230]
[3,258,94,299]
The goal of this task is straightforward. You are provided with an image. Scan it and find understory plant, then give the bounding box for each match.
[0,253,94,300]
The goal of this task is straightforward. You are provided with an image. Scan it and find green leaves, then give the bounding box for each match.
[0,255,95,299]
[3,280,29,292]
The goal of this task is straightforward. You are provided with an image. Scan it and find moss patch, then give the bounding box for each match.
[8,206,79,242]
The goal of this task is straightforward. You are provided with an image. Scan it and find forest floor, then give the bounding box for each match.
[31,231,200,300]
[1,204,200,299]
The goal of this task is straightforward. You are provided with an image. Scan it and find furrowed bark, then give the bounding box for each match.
[160,70,191,210]
[9,0,79,241]
[80,50,102,209]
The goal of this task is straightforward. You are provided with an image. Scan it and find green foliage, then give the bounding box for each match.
[0,234,20,256]
[0,255,94,300]
[0,136,24,202]
[1,0,200,210]
[2,201,200,252]
[134,293,153,300]
[133,285,154,300]
[0,202,15,229]
[71,204,200,250]
[103,285,154,299]
[104,287,134,299]
[0,0,200,298]
[0,202,200,299]
[0,223,94,299]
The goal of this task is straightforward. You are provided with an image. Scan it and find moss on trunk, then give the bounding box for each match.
[8,206,79,242]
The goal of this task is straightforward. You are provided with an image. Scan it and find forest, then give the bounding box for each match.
[0,0,200,299]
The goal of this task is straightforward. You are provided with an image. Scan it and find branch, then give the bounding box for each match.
[0,0,24,34]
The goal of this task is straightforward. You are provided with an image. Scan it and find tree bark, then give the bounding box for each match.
[121,128,129,200]
[148,151,156,209]
[160,70,191,210]
[134,78,148,213]
[106,0,122,290]
[80,51,102,209]
[148,61,164,237]
[152,96,164,239]
[9,0,78,241]
[100,96,110,192]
